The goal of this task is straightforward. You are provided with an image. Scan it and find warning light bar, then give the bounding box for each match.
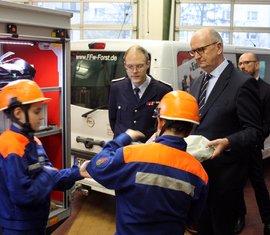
[88,42,106,49]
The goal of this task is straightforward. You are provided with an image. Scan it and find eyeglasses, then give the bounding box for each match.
[189,41,218,57]
[125,64,146,72]
[238,61,257,66]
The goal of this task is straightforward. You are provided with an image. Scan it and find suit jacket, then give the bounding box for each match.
[109,75,172,142]
[190,61,262,191]
[258,78,270,143]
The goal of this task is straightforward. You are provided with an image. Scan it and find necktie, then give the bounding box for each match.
[134,87,140,100]
[198,73,211,113]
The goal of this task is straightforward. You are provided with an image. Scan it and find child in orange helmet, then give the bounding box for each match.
[85,90,208,235]
[0,79,89,235]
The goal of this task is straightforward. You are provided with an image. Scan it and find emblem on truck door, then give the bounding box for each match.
[86,116,95,127]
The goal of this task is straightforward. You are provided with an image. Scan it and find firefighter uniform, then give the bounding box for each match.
[108,75,172,142]
[0,125,83,233]
[0,80,85,234]
[86,133,208,235]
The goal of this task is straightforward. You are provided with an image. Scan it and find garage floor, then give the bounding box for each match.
[52,158,270,235]
[52,190,115,235]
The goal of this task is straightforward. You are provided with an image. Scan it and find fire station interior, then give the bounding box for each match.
[1,1,270,235]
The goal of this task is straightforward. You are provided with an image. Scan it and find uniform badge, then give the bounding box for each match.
[146,101,159,106]
[96,157,111,168]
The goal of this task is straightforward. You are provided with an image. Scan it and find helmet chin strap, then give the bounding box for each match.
[157,120,168,137]
[9,105,34,133]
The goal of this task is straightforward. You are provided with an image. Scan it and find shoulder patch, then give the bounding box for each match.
[111,77,126,83]
[95,157,112,168]
[157,80,172,88]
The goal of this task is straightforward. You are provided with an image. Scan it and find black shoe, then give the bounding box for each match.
[264,221,270,235]
[234,215,245,234]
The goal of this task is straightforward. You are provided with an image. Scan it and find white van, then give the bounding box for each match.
[70,39,270,193]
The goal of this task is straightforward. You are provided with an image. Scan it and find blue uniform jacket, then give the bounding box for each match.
[87,133,208,235]
[0,125,83,230]
[108,76,172,142]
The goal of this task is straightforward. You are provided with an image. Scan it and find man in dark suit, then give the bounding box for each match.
[234,52,270,234]
[108,45,172,142]
[189,28,262,235]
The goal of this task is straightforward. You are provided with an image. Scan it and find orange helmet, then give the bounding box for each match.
[0,79,51,111]
[157,90,199,125]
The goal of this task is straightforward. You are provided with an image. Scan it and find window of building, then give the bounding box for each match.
[24,0,136,40]
[94,8,105,18]
[247,11,258,21]
[175,1,270,47]
[9,0,270,47]
[179,3,231,27]
[33,2,80,24]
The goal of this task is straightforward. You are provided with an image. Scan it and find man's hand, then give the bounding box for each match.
[185,225,199,235]
[125,129,145,142]
[79,160,91,178]
[207,138,230,158]
[184,230,193,235]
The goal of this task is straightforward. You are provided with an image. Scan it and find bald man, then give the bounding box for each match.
[189,28,262,235]
[236,52,270,235]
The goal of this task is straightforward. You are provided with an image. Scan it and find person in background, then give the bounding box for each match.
[0,79,90,235]
[86,90,208,235]
[189,27,262,235]
[108,45,172,143]
[234,52,270,235]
